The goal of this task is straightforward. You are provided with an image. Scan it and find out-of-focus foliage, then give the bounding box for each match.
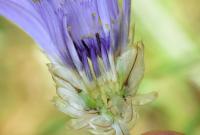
[0,0,199,135]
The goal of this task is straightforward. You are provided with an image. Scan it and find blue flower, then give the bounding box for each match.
[0,0,131,80]
[0,1,157,135]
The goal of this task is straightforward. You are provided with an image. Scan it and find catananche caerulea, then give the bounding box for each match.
[0,0,157,134]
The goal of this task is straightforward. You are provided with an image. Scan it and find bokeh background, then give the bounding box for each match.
[0,0,200,135]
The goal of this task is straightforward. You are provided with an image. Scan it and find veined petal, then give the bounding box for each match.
[62,16,83,71]
[96,0,114,38]
[107,0,120,53]
[63,0,100,41]
[107,0,119,20]
[31,0,74,66]
[0,0,62,62]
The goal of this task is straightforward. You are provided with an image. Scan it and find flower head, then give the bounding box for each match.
[0,0,157,134]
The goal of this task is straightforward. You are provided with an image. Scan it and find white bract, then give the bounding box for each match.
[50,42,157,135]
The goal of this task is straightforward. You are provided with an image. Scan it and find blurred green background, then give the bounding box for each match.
[0,0,200,135]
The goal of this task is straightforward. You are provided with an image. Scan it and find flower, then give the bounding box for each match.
[0,0,157,135]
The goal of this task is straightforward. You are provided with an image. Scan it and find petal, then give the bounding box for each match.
[0,0,61,62]
[107,0,119,20]
[123,0,131,31]
[62,16,83,71]
[31,0,74,66]
[63,0,100,41]
[107,0,120,52]
[96,0,111,36]
[118,0,132,52]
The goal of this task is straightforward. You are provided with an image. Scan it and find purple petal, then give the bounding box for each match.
[118,0,132,52]
[63,0,100,42]
[107,0,119,20]
[31,0,74,66]
[62,16,83,71]
[123,0,131,32]
[0,0,128,81]
[96,0,111,37]
[0,0,62,62]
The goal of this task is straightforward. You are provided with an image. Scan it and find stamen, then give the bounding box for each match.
[95,33,111,71]
[81,39,100,78]
[73,41,81,59]
[82,51,93,81]
[95,33,100,42]
[81,40,90,55]
[95,33,102,54]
